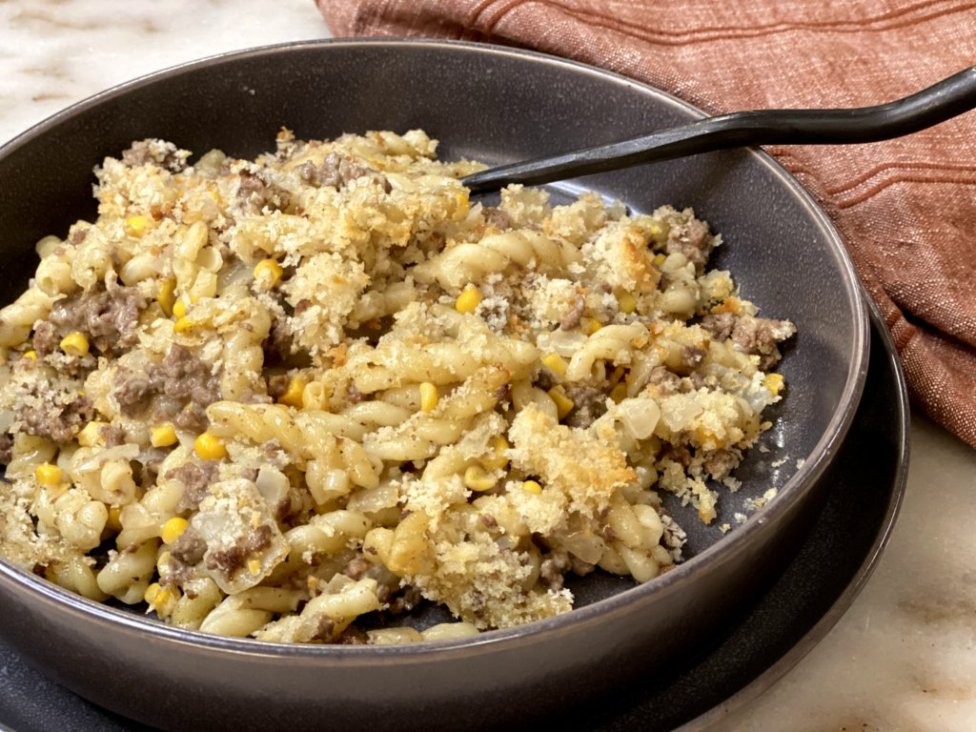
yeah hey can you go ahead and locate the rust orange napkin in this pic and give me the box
[318,0,976,448]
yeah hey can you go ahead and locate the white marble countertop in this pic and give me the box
[1,1,974,729]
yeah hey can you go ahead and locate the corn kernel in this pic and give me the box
[547,385,575,419]
[481,435,509,470]
[581,317,603,335]
[144,582,163,606]
[157,278,176,316]
[617,292,637,314]
[253,258,283,288]
[60,331,89,357]
[247,558,262,576]
[173,316,194,333]
[454,286,482,314]
[144,583,178,616]
[522,480,543,494]
[648,221,670,244]
[194,432,227,460]
[22,350,36,361]
[610,383,628,403]
[150,423,178,448]
[541,353,568,378]
[35,463,62,488]
[172,299,187,319]
[77,420,106,448]
[277,376,306,408]
[652,253,667,267]
[764,373,785,396]
[124,214,153,237]
[160,517,189,545]
[419,382,438,412]
[463,465,498,492]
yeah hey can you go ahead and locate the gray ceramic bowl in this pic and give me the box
[0,40,869,731]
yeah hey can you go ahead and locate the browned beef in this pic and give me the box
[167,460,219,513]
[18,390,94,444]
[169,527,207,566]
[0,433,13,464]
[483,206,512,230]
[114,345,220,432]
[204,524,273,575]
[665,217,713,271]
[299,153,390,193]
[121,140,187,173]
[564,384,608,428]
[45,283,146,357]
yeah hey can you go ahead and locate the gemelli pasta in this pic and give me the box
[0,129,794,643]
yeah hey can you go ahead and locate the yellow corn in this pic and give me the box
[547,385,575,419]
[253,258,283,288]
[463,465,498,492]
[652,253,667,267]
[481,435,509,470]
[610,383,628,403]
[150,423,178,448]
[581,317,603,335]
[172,299,187,319]
[124,214,153,237]
[173,316,194,333]
[194,432,227,460]
[22,350,37,361]
[60,331,89,357]
[454,286,482,314]
[277,376,306,408]
[522,480,543,494]
[648,221,670,244]
[419,382,438,412]
[160,517,189,545]
[77,420,106,448]
[35,463,62,488]
[617,292,637,314]
[144,582,179,616]
[247,558,262,576]
[157,278,176,316]
[764,373,785,396]
[541,353,568,378]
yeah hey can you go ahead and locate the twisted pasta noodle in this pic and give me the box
[0,288,54,347]
[253,576,381,643]
[206,403,381,506]
[4,433,56,480]
[46,552,107,602]
[348,325,537,394]
[34,248,78,296]
[348,280,417,326]
[363,365,511,462]
[564,323,650,381]
[412,229,581,290]
[96,539,159,604]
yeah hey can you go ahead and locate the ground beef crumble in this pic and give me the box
[39,281,146,357]
[167,460,220,513]
[114,344,220,432]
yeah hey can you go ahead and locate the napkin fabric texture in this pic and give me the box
[318,0,976,448]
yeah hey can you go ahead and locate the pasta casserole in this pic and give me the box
[0,130,794,643]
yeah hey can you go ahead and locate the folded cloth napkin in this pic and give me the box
[318,0,976,448]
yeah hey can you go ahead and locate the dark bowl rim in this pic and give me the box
[0,37,870,659]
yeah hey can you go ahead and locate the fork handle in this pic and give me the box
[461,66,976,193]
